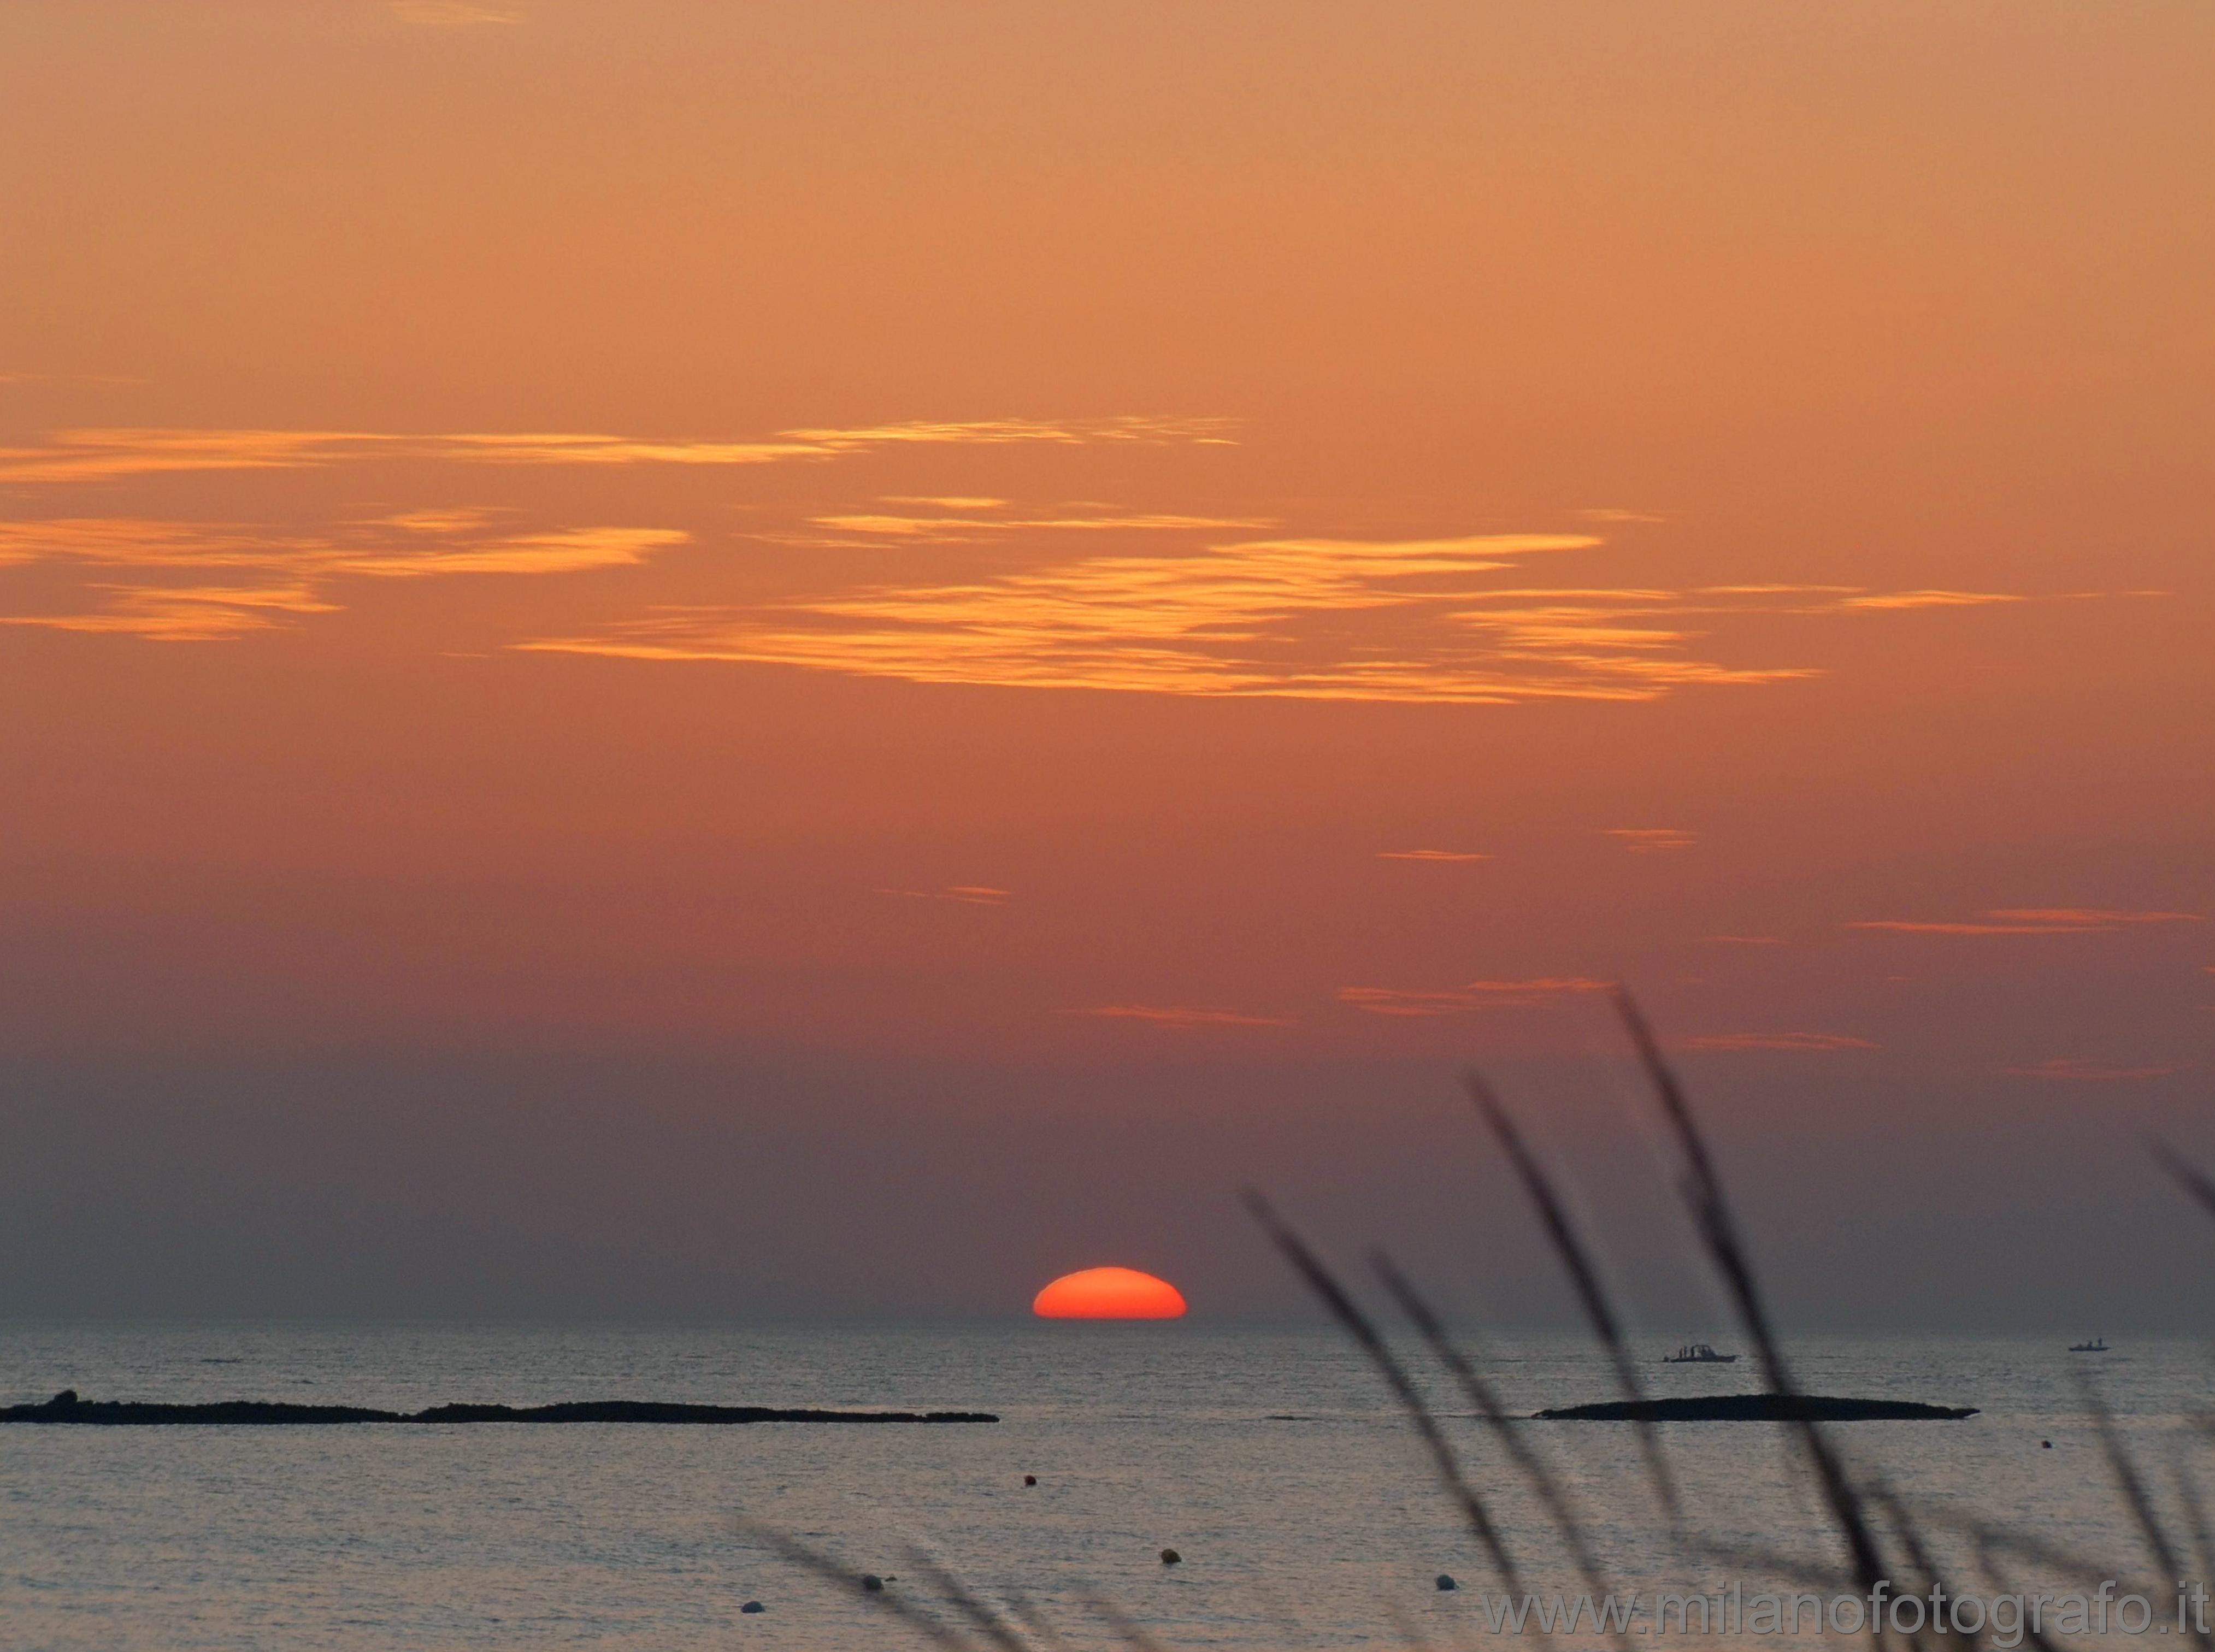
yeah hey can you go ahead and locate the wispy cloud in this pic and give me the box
[1073,1004,1294,1028]
[1699,583,1861,597]
[875,885,1010,906]
[2,581,337,642]
[2005,1058,2178,1081]
[1,429,391,485]
[1378,849,1493,863]
[1338,977,1610,1016]
[798,506,1269,546]
[784,416,1235,448]
[1986,908,2201,927]
[1607,828,1696,853]
[391,0,526,22]
[522,534,1899,705]
[0,515,680,577]
[0,416,1248,642]
[0,515,685,639]
[0,417,1233,487]
[1833,590,2026,611]
[1851,907,2201,937]
[1683,1031,1879,1053]
[1851,919,2105,936]
[4,420,2091,687]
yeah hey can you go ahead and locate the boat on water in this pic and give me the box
[1663,1343,1737,1364]
[2069,1337,2110,1353]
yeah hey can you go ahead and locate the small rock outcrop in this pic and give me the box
[1533,1394,1975,1422]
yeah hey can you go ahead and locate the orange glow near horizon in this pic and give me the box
[1033,1268,1189,1320]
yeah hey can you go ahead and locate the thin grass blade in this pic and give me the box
[1244,1189,1534,1610]
[1613,990,1893,1626]
[1466,1071,1681,1520]
[1373,1250,1630,1652]
[2152,1138,2215,1227]
[2076,1373,2183,1583]
[905,1551,1036,1652]
[737,1521,982,1650]
[1082,1594,1175,1652]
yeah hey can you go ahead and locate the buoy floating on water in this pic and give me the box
[1024,1474,1036,1486]
[861,1574,884,1593]
[741,1600,765,1614]
[1160,1548,1182,1566]
[1437,1574,1458,1591]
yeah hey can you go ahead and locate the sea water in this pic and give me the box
[0,1324,2201,1649]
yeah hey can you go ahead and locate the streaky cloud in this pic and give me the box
[0,516,685,639]
[520,532,1857,706]
[1985,907,2201,926]
[1851,920,2110,936]
[803,509,1268,544]
[0,416,1233,485]
[781,415,1236,447]
[1851,906,2200,937]
[2005,1058,2178,1081]
[1339,977,1610,1016]
[1073,1004,1294,1028]
[0,580,337,641]
[390,0,525,23]
[875,886,1010,906]
[1682,1032,1880,1053]
[1606,828,1696,852]
[1835,589,2026,611]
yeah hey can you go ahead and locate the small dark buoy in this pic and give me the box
[861,1574,884,1593]
[1437,1574,1458,1591]
[1160,1548,1181,1566]
[741,1600,765,1614]
[2042,1439,2053,1449]
[1024,1474,1037,1486]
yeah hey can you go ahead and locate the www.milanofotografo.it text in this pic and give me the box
[1474,1580,2214,1643]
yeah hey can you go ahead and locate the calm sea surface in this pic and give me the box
[1,1324,2205,1649]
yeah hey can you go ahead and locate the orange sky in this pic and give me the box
[1,2,2210,1323]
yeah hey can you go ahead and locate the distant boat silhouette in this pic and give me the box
[2068,1337,2110,1353]
[1662,1343,1737,1364]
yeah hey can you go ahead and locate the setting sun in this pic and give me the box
[1032,1267,1188,1320]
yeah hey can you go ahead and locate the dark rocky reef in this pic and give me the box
[406,1401,998,1425]
[1535,1394,1976,1422]
[2,1389,997,1426]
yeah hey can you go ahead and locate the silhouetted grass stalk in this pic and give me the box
[748,1000,2215,1652]
[1244,1188,1542,1624]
